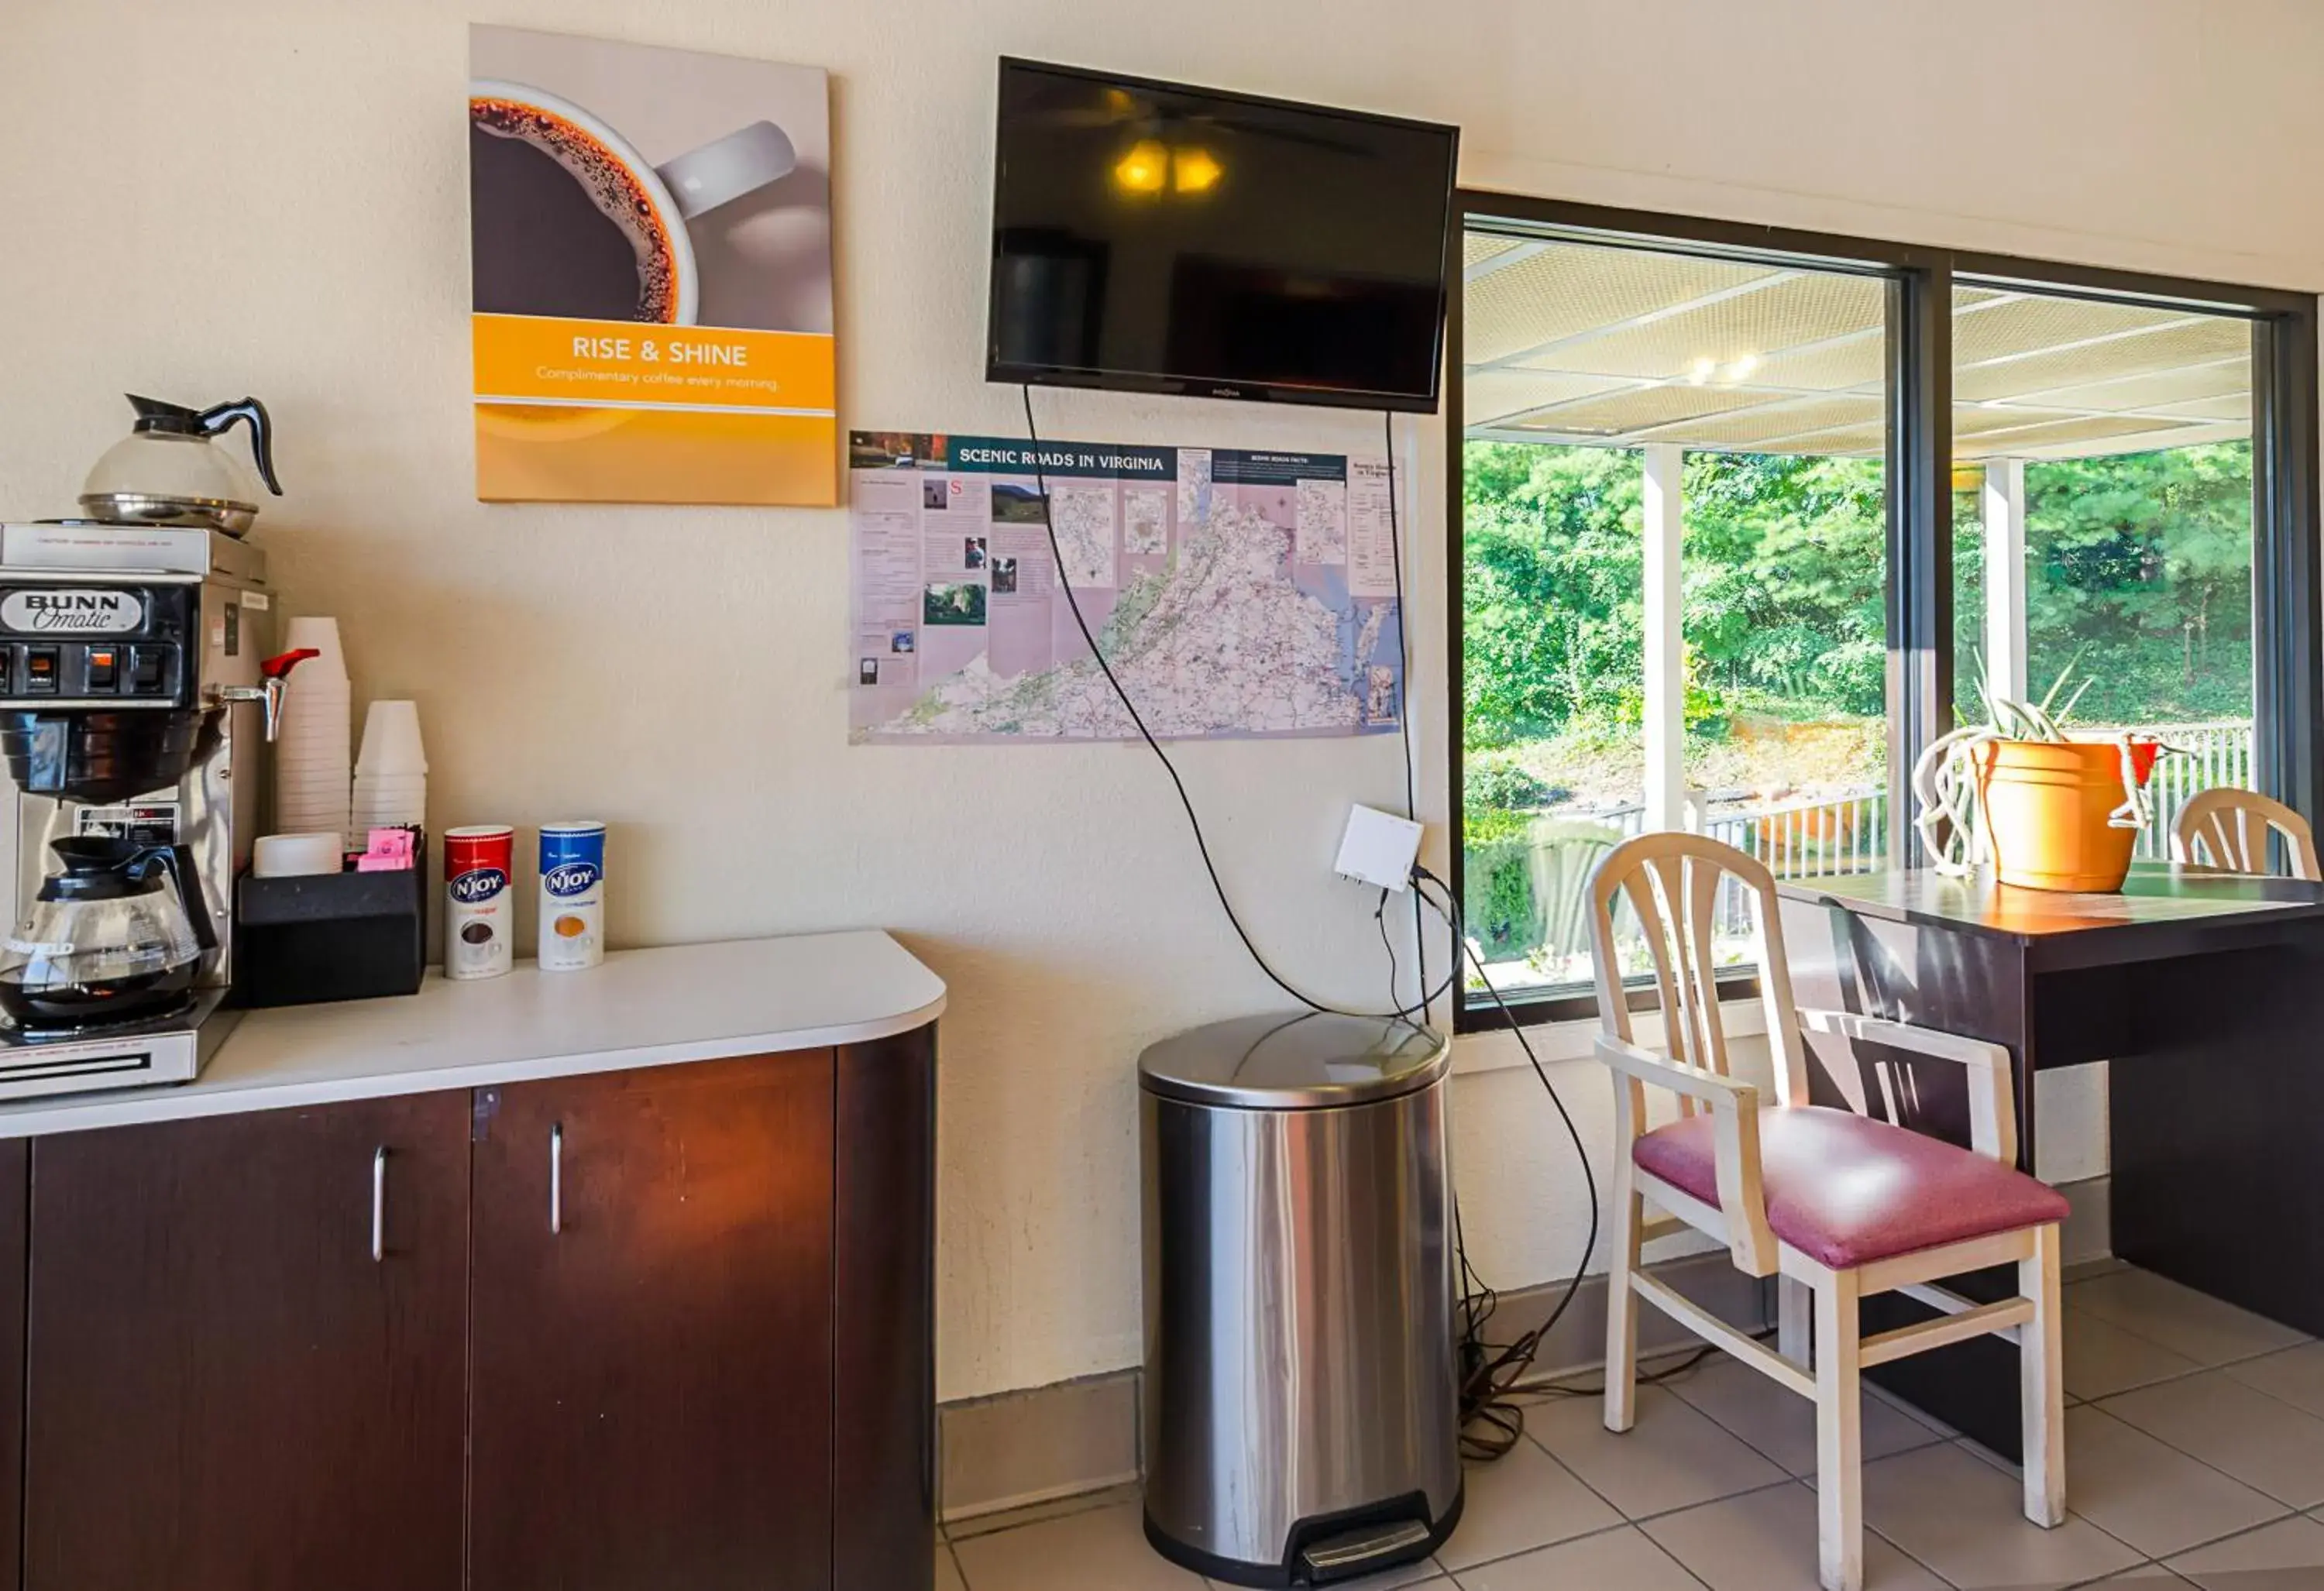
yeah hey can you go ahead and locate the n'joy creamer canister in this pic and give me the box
[538,821,606,971]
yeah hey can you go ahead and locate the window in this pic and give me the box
[1452,200,2320,1030]
[1951,283,2258,856]
[1458,228,1898,1008]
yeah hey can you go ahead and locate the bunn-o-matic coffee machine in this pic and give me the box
[0,395,293,1098]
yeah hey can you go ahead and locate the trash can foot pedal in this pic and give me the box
[1298,1520,1432,1582]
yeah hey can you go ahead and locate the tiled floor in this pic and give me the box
[942,1263,2324,1589]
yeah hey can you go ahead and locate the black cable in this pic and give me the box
[1375,889,1399,1015]
[1382,411,1425,1020]
[1415,867,1602,1461]
[1019,385,1444,1023]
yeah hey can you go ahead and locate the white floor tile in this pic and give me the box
[2068,1304,2208,1400]
[1525,1383,1788,1520]
[2226,1342,2324,1421]
[2102,1370,2324,1508]
[1860,1442,2142,1590]
[1643,1480,1945,1590]
[1669,1355,1945,1477]
[2060,1404,2291,1559]
[951,1500,1203,1591]
[1435,1435,1621,1572]
[2068,1270,2309,1367]
[2166,1514,2324,1590]
[1452,1524,1703,1591]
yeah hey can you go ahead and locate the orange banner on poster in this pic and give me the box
[472,314,836,414]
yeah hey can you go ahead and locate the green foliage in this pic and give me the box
[1462,443,1887,748]
[1463,439,2256,756]
[1462,444,1646,746]
[2023,444,2253,723]
[1459,816,1538,954]
[1463,754,1556,814]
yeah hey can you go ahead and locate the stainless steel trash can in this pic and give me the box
[1140,1012,1460,1587]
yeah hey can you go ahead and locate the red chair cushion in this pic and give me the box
[1631,1105,2071,1270]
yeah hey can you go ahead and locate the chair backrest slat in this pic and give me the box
[2172,787,2322,881]
[1588,832,1809,1109]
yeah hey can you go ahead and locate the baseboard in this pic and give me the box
[939,1368,1141,1523]
[2059,1173,2110,1266]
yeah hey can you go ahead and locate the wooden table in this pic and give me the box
[1777,862,2324,1459]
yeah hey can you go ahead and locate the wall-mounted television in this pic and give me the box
[986,59,1459,414]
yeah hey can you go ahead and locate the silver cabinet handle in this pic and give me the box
[371,1146,387,1263]
[550,1123,563,1235]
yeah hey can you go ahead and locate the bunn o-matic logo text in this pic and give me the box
[0,589,144,635]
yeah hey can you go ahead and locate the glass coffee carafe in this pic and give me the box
[0,837,206,1031]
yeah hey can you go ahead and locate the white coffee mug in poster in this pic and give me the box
[468,26,836,507]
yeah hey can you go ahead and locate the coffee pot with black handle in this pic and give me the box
[79,394,283,537]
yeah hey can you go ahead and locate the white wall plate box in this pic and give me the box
[1335,805,1423,892]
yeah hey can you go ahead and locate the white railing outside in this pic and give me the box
[1473,720,2258,981]
[2092,720,2256,861]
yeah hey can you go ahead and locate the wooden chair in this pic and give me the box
[1589,833,2068,1591]
[2171,786,2322,881]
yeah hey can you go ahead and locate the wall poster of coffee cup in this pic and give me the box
[469,26,835,506]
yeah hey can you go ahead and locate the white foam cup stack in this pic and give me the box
[351,699,427,833]
[273,617,352,848]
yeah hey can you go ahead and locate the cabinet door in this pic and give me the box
[0,1139,27,1591]
[469,1051,836,1591]
[24,1094,469,1591]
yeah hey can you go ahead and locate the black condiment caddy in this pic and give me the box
[233,830,427,1008]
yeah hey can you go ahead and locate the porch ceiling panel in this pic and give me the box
[1951,294,2187,366]
[1463,369,1642,428]
[1528,271,1886,384]
[2149,393,2254,423]
[1461,232,2257,459]
[1743,334,1887,397]
[2009,360,2250,415]
[1465,234,1525,270]
[1463,242,1778,365]
[1507,383,1772,437]
[1633,393,1886,448]
[1954,317,2254,403]
[1953,413,2204,456]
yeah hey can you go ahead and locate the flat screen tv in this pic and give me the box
[987,59,1459,414]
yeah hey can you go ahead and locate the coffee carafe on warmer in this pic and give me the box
[79,395,283,538]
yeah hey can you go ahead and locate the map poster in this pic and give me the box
[469,26,835,505]
[847,431,1405,744]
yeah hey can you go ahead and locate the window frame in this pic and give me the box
[1447,190,2321,1033]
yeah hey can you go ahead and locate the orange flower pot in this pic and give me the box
[1975,738,2144,893]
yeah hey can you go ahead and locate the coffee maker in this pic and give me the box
[0,529,275,1097]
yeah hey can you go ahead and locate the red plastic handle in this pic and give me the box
[260,647,321,682]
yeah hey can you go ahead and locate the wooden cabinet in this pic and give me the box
[467,1051,837,1591]
[22,1094,469,1591]
[0,1140,26,1591]
[0,1026,934,1591]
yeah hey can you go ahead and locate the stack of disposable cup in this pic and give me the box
[352,699,427,837]
[273,617,352,850]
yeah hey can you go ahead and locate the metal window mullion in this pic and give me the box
[2252,309,2323,826]
[1886,263,1955,867]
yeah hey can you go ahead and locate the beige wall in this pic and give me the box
[5,0,2319,1402]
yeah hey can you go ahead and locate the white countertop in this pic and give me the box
[0,931,946,1138]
